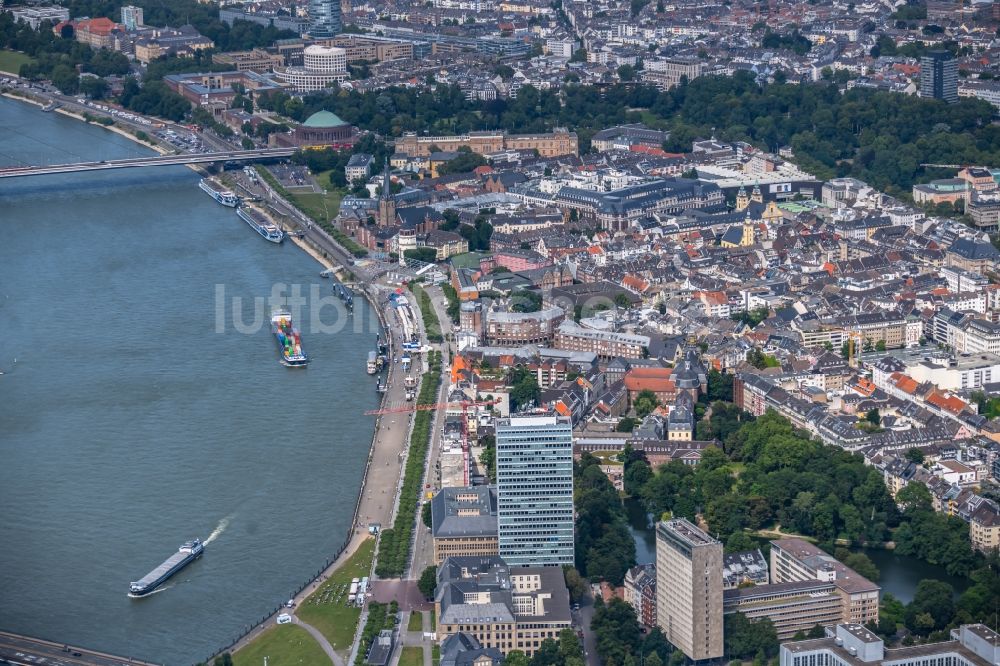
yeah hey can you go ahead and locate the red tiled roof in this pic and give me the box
[926,391,967,414]
[77,17,121,35]
[623,275,649,292]
[892,372,918,395]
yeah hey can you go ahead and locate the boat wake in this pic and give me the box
[204,514,234,545]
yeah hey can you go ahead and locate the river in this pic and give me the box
[623,499,968,605]
[0,96,381,664]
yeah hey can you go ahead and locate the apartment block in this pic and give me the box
[770,539,880,626]
[496,416,574,567]
[655,519,724,662]
[624,564,657,628]
[431,486,499,565]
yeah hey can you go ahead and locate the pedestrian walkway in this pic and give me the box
[295,617,344,666]
[396,611,434,666]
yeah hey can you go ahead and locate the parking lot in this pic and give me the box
[268,163,317,190]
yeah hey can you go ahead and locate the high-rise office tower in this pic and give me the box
[656,519,724,662]
[121,5,143,30]
[920,51,958,104]
[495,416,574,567]
[308,0,341,38]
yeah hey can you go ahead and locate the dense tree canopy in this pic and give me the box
[575,453,636,585]
[254,71,999,194]
[634,412,900,547]
[725,613,780,660]
[508,366,541,412]
[893,481,978,577]
[63,0,296,51]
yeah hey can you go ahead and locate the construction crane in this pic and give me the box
[365,398,498,486]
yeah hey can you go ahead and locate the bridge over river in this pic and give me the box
[0,148,297,179]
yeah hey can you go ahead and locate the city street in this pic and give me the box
[0,631,160,666]
[407,284,454,581]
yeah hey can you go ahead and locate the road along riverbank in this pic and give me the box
[219,185,423,665]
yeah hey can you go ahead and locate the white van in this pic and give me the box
[277,613,292,624]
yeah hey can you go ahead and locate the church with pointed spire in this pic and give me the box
[377,160,396,227]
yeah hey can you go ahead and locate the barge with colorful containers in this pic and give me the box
[272,310,308,367]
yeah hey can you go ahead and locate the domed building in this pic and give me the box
[271,110,357,149]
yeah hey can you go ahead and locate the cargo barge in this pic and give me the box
[199,178,239,207]
[129,539,204,598]
[237,206,285,243]
[272,310,308,366]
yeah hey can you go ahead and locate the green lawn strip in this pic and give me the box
[407,610,423,632]
[232,624,331,666]
[295,538,376,651]
[408,284,442,343]
[0,50,35,75]
[430,609,436,630]
[432,644,441,666]
[259,167,365,256]
[374,351,443,576]
[399,647,424,666]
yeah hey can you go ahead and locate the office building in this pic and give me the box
[219,8,310,34]
[554,321,650,361]
[8,5,69,29]
[430,486,499,564]
[212,49,285,73]
[485,308,565,348]
[395,129,579,158]
[495,416,574,567]
[781,624,1000,666]
[655,519,724,662]
[724,580,844,640]
[308,0,341,38]
[920,51,958,103]
[273,44,348,91]
[641,58,703,90]
[435,556,572,657]
[120,5,143,30]
[770,539,880,625]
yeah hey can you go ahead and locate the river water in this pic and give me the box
[0,97,381,664]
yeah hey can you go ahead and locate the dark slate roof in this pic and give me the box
[950,237,1000,261]
[720,225,746,245]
